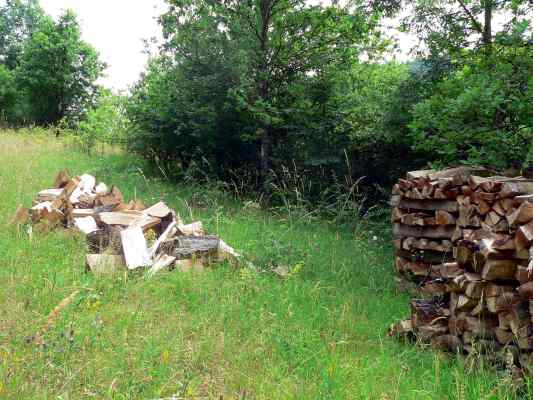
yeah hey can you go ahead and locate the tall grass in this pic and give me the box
[0,129,530,399]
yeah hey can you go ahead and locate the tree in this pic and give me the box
[157,0,384,187]
[0,0,45,69]
[403,0,532,57]
[15,10,105,125]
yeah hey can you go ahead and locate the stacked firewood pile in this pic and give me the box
[390,167,533,370]
[11,171,240,274]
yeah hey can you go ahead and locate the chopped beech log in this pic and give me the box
[456,295,477,311]
[495,328,514,345]
[401,213,427,226]
[86,254,126,274]
[176,258,205,272]
[177,221,204,237]
[148,254,177,275]
[516,266,532,284]
[391,208,404,222]
[99,211,144,226]
[477,199,491,215]
[431,334,462,352]
[474,191,499,204]
[500,181,533,198]
[393,239,402,250]
[465,281,486,299]
[411,299,445,327]
[38,188,65,202]
[508,203,533,227]
[74,217,99,234]
[388,319,414,338]
[518,282,533,299]
[72,209,96,218]
[482,259,518,281]
[217,239,241,264]
[53,170,70,188]
[518,336,533,351]
[398,199,458,213]
[403,260,430,276]
[440,262,463,278]
[452,227,463,243]
[407,169,436,180]
[144,201,172,218]
[393,224,455,239]
[435,210,457,226]
[10,204,29,225]
[487,293,518,313]
[418,324,449,341]
[395,249,454,264]
[422,280,449,295]
[392,184,402,195]
[390,195,400,207]
[120,227,152,269]
[398,179,413,190]
[458,205,481,228]
[130,214,162,231]
[174,235,220,260]
[516,221,533,251]
[95,182,109,196]
[427,167,491,182]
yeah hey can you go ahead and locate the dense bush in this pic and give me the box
[409,48,533,170]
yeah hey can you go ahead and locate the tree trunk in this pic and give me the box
[258,0,272,191]
[482,0,492,47]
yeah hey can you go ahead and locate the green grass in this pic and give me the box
[0,130,528,399]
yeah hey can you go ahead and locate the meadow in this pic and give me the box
[0,130,527,399]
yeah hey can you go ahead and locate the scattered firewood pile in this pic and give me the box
[390,166,533,372]
[11,171,241,274]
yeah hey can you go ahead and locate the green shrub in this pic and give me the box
[409,48,533,170]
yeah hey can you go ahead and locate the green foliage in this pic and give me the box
[409,48,533,170]
[128,0,389,186]
[0,0,45,69]
[77,90,130,153]
[0,64,16,123]
[15,10,104,125]
[0,2,104,126]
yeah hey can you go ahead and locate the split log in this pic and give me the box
[482,259,518,281]
[120,227,152,269]
[516,221,533,251]
[86,254,126,274]
[398,199,458,213]
[174,235,220,260]
[435,210,457,226]
[507,203,533,227]
[393,224,455,240]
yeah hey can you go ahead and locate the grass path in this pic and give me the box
[0,131,522,399]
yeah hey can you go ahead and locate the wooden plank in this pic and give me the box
[392,224,455,239]
[144,201,172,218]
[99,211,144,226]
[120,227,152,269]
